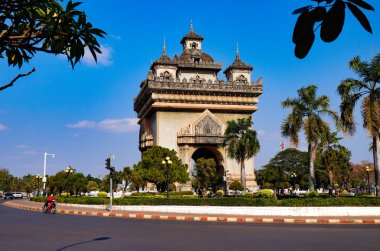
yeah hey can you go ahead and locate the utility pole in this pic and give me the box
[43,152,55,196]
[105,154,115,211]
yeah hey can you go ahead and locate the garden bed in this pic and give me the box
[30,196,380,207]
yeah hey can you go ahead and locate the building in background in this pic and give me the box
[134,23,263,190]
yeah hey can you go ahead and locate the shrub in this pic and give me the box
[61,192,69,197]
[229,181,244,191]
[262,182,274,189]
[165,191,194,196]
[245,192,254,198]
[131,192,156,197]
[168,183,176,192]
[98,191,107,198]
[29,196,380,206]
[305,191,319,198]
[258,189,274,198]
[215,190,224,198]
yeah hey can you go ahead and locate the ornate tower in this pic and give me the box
[134,24,263,190]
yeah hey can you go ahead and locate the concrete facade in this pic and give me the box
[134,23,263,190]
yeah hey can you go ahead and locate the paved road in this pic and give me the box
[1,200,380,251]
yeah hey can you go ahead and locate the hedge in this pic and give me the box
[31,196,380,207]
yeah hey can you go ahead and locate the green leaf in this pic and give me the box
[320,0,346,43]
[346,2,372,33]
[348,0,374,11]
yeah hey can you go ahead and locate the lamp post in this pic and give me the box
[366,166,372,195]
[43,152,55,196]
[290,172,297,189]
[65,166,74,195]
[223,170,229,195]
[36,174,42,196]
[162,156,172,199]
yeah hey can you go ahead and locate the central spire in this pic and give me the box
[190,19,194,33]
[163,37,166,56]
[236,43,240,60]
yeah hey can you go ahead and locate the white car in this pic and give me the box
[12,192,23,199]
[87,191,99,197]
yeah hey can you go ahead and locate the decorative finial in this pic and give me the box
[190,19,194,33]
[163,37,166,56]
[236,42,240,60]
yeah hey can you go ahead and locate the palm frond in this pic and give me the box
[361,96,380,137]
[349,56,370,80]
[368,54,380,84]
[339,92,362,136]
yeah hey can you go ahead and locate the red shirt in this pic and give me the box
[47,195,55,201]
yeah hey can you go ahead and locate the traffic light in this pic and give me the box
[110,166,115,174]
[105,158,111,170]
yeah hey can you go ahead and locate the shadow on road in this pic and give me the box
[56,237,111,251]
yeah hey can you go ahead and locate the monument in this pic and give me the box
[134,23,263,190]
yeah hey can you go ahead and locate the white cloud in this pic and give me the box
[82,44,113,67]
[257,130,266,136]
[110,34,122,41]
[67,120,96,129]
[98,118,139,133]
[22,150,38,156]
[67,118,139,133]
[0,123,8,131]
[15,144,28,149]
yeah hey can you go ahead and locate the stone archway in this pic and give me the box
[190,147,224,177]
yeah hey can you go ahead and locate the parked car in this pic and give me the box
[12,192,23,199]
[3,192,15,200]
[87,191,99,197]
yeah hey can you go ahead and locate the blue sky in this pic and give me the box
[1,0,380,177]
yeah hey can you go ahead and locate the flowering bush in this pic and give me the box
[98,191,107,198]
[305,191,319,198]
[258,189,274,198]
[245,192,254,198]
[215,190,224,198]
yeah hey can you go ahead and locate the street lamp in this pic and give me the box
[290,172,297,189]
[65,166,74,195]
[366,166,372,195]
[43,152,55,196]
[223,170,229,195]
[162,156,172,199]
[36,174,42,196]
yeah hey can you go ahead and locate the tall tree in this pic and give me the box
[1,0,106,92]
[337,54,380,196]
[137,146,189,192]
[281,85,339,190]
[192,158,222,196]
[257,148,308,189]
[222,116,260,188]
[0,168,13,191]
[316,132,352,188]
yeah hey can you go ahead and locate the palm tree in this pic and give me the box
[318,132,351,189]
[337,54,380,196]
[222,116,260,188]
[281,85,339,191]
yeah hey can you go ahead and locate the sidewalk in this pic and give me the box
[4,199,380,224]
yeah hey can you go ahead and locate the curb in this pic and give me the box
[4,202,380,224]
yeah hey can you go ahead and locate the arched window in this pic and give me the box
[191,42,198,49]
[237,75,247,83]
[160,71,173,81]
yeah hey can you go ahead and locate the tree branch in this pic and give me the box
[0,68,36,92]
